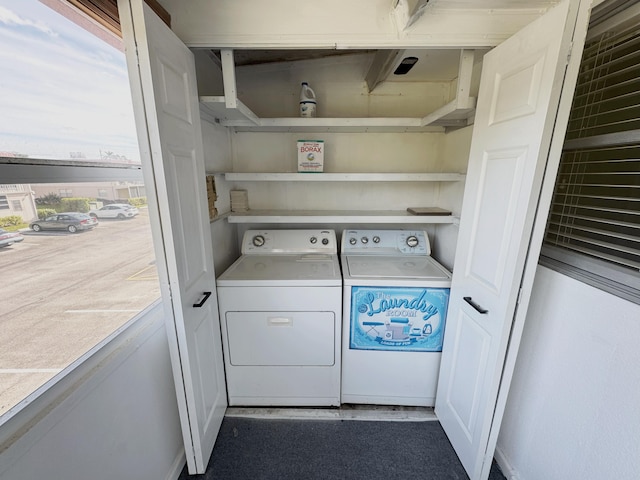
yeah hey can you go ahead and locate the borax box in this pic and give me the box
[297,140,324,173]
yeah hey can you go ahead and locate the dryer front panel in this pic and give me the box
[225,311,335,366]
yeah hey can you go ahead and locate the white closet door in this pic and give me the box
[118,0,227,473]
[436,1,588,479]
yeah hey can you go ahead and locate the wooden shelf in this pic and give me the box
[223,172,466,182]
[199,96,475,133]
[226,210,459,225]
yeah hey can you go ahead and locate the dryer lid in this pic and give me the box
[217,254,342,286]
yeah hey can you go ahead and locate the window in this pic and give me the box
[540,1,640,304]
[0,1,160,418]
[11,200,22,211]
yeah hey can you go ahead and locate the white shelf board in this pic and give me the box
[209,211,231,224]
[232,117,444,133]
[226,210,458,224]
[224,172,465,182]
[199,96,452,133]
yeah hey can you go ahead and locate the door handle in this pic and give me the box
[463,296,488,314]
[193,291,212,308]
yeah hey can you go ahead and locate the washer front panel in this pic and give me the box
[349,285,449,352]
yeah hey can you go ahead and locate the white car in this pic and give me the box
[89,203,139,220]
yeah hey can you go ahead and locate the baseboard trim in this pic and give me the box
[494,446,521,480]
[166,447,185,480]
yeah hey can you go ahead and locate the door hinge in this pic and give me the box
[516,287,523,306]
[566,41,574,64]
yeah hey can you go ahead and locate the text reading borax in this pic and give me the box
[297,140,324,173]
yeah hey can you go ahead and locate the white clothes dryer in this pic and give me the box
[217,229,342,406]
[340,229,452,407]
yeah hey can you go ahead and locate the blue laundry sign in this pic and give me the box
[350,286,449,352]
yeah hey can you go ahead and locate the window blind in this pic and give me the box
[542,6,640,301]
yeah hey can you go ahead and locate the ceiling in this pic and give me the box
[216,47,487,84]
[170,0,561,84]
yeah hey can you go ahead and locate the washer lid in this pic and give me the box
[344,255,451,281]
[217,254,342,286]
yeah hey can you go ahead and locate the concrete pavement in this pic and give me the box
[0,209,160,416]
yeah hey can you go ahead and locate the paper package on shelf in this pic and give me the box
[297,140,324,173]
[230,189,249,212]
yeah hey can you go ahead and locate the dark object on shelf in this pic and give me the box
[407,207,452,216]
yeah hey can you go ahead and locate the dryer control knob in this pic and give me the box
[373,236,380,244]
[349,237,357,245]
[252,235,265,247]
[310,236,318,244]
[322,238,329,245]
[361,237,369,244]
[406,235,419,248]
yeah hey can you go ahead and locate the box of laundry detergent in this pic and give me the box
[297,140,324,173]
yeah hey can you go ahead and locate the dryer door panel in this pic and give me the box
[226,311,335,366]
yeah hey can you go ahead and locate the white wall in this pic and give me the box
[235,53,453,118]
[432,124,472,270]
[0,305,185,480]
[200,117,239,275]
[497,266,640,480]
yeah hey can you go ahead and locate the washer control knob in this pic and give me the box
[310,236,318,244]
[322,238,329,245]
[373,236,381,244]
[361,237,369,244]
[252,235,265,247]
[406,235,419,248]
[349,237,357,245]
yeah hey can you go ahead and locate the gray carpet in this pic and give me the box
[179,417,506,479]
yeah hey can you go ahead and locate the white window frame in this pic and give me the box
[0,0,164,435]
[540,0,640,305]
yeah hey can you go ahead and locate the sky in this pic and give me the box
[0,0,140,163]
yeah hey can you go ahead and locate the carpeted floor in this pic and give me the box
[179,417,506,479]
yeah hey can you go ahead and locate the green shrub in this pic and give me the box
[37,208,57,219]
[0,215,23,227]
[129,197,147,207]
[35,193,62,205]
[60,197,91,213]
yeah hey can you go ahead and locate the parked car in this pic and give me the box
[30,213,98,233]
[89,203,139,220]
[0,228,24,247]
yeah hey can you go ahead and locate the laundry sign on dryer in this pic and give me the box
[350,286,449,352]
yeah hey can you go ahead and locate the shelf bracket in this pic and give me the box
[419,49,477,128]
[365,49,403,93]
[456,49,475,109]
[220,49,238,110]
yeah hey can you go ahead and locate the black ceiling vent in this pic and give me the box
[393,56,419,75]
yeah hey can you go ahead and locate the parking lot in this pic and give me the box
[0,208,160,416]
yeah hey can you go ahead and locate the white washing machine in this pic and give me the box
[341,229,452,407]
[217,229,342,406]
